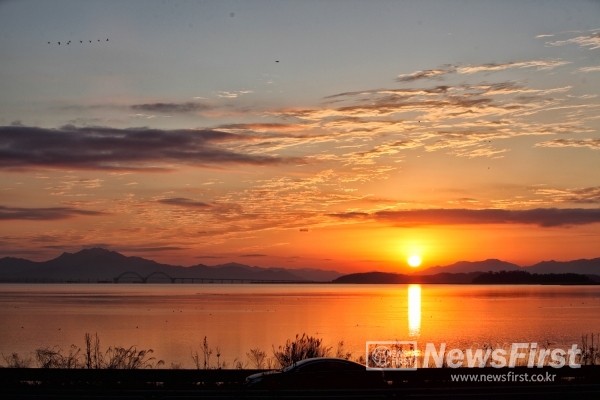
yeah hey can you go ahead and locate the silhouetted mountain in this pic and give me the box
[0,257,38,275]
[526,258,600,275]
[0,248,339,282]
[417,259,522,275]
[416,257,600,276]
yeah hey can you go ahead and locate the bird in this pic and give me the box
[80,41,82,43]
[47,42,50,44]
[97,39,100,42]
[106,38,109,41]
[89,40,92,43]
[58,42,60,45]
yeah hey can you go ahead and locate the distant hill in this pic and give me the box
[0,248,342,282]
[0,257,38,275]
[332,271,481,284]
[416,259,522,275]
[526,258,600,275]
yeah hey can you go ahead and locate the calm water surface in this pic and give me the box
[1,284,599,367]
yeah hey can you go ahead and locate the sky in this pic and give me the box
[1,0,600,273]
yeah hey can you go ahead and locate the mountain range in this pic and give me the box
[416,258,600,275]
[0,248,342,282]
[333,258,600,284]
[1,249,600,283]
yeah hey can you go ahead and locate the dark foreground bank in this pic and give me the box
[1,366,600,399]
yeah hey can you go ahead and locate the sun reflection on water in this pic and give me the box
[408,284,421,337]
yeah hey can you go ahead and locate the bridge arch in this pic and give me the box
[114,271,145,283]
[144,271,175,283]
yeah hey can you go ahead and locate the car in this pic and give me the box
[245,357,387,389]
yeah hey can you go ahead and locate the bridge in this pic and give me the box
[113,271,312,284]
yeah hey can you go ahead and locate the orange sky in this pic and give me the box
[1,2,600,273]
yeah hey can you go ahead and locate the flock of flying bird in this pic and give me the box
[48,39,109,45]
[45,39,287,64]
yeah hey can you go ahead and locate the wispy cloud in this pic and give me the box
[0,205,106,220]
[112,246,189,252]
[130,102,211,114]
[195,255,226,259]
[548,32,600,50]
[396,68,450,82]
[456,60,570,74]
[157,198,212,208]
[329,208,600,227]
[212,90,253,98]
[535,138,600,150]
[537,187,600,204]
[272,73,583,159]
[577,66,600,73]
[395,60,569,83]
[217,123,310,132]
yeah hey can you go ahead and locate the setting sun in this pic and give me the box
[408,255,422,267]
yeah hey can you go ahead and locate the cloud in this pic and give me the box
[114,246,188,252]
[548,32,600,50]
[217,123,309,132]
[395,60,569,83]
[348,140,422,163]
[271,68,589,160]
[328,208,600,227]
[535,138,600,150]
[195,255,226,259]
[537,187,600,204]
[212,90,253,98]
[130,102,211,114]
[578,66,600,73]
[239,253,267,257]
[157,198,212,208]
[396,68,451,82]
[0,205,106,220]
[325,86,453,99]
[0,125,301,171]
[457,60,570,74]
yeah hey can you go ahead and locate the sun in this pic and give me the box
[408,255,422,267]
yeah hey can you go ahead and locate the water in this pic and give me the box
[1,284,599,368]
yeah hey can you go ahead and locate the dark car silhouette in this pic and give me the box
[245,357,387,389]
